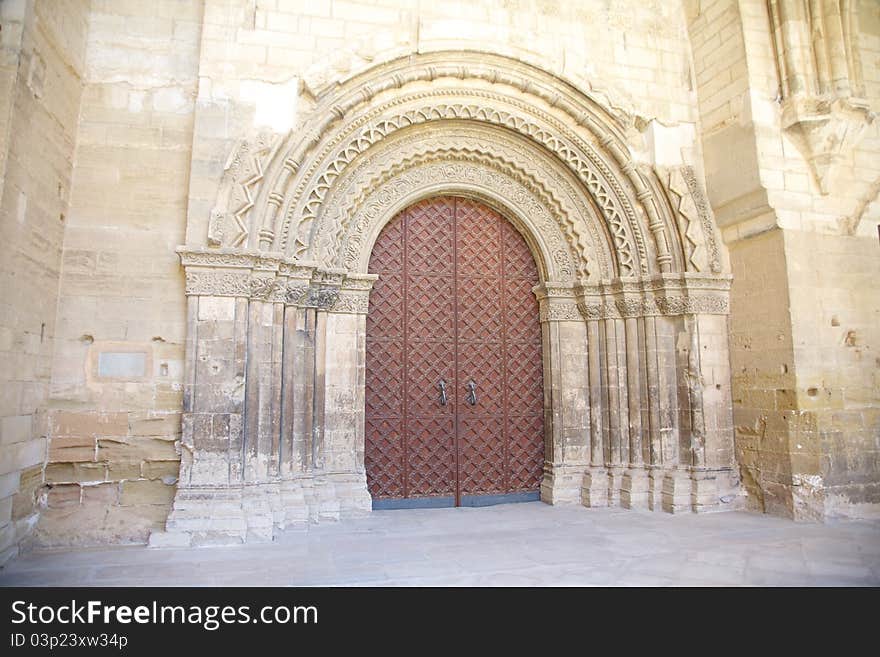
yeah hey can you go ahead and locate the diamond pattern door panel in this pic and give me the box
[365,196,544,506]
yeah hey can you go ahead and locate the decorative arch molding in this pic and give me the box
[153,52,737,548]
[205,51,725,281]
[313,122,612,281]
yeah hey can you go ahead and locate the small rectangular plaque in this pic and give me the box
[97,352,147,378]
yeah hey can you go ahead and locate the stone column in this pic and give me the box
[319,274,376,519]
[655,313,690,513]
[689,310,738,512]
[621,309,649,509]
[152,252,256,547]
[581,317,608,506]
[578,275,733,514]
[151,252,380,546]
[535,283,588,504]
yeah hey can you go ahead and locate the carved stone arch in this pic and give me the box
[159,51,737,548]
[342,167,561,282]
[276,87,652,277]
[205,52,718,281]
[305,122,616,282]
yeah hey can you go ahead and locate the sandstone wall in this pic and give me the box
[36,0,711,546]
[0,0,90,565]
[36,0,202,546]
[689,0,880,519]
[8,0,877,552]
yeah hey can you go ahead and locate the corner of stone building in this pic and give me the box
[689,0,880,522]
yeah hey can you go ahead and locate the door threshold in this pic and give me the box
[372,491,540,510]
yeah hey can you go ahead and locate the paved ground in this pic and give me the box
[1,503,879,586]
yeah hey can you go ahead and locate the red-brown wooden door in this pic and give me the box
[365,196,544,508]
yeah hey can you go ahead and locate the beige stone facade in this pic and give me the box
[0,0,877,563]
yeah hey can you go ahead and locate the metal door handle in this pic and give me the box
[465,380,477,406]
[437,379,448,406]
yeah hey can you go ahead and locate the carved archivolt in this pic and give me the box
[662,166,723,274]
[280,93,647,276]
[192,51,730,313]
[312,124,612,281]
[202,52,730,285]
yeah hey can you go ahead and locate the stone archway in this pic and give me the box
[151,52,737,548]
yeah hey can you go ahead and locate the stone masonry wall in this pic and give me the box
[36,0,202,546]
[688,0,880,520]
[36,0,710,547]
[0,0,90,565]
[11,0,877,551]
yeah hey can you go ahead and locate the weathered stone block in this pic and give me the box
[48,436,96,463]
[142,460,180,480]
[0,472,20,500]
[52,411,128,438]
[120,479,176,506]
[0,439,47,475]
[45,462,107,483]
[82,482,119,505]
[128,413,181,437]
[47,484,81,508]
[0,415,31,444]
[106,461,142,480]
[97,436,178,463]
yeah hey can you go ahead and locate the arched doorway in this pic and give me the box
[364,196,545,508]
[157,52,736,547]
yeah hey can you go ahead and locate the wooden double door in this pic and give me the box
[365,196,545,508]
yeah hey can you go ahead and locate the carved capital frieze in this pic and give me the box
[184,269,251,297]
[330,291,371,314]
[303,286,341,309]
[284,282,309,305]
[179,248,371,306]
[341,273,378,292]
[539,301,582,323]
[575,274,730,319]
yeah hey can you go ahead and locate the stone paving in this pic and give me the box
[1,503,878,586]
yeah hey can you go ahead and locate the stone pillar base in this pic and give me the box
[662,469,693,513]
[606,465,626,507]
[540,463,586,504]
[148,472,372,548]
[691,467,723,513]
[648,467,664,511]
[278,479,309,528]
[581,467,609,507]
[620,467,650,509]
[305,476,340,522]
[330,472,373,519]
[150,487,247,548]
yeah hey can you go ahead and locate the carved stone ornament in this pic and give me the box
[281,95,646,279]
[539,302,583,322]
[197,52,733,288]
[331,292,370,314]
[766,0,874,194]
[662,166,723,274]
[338,156,578,281]
[184,270,251,297]
[577,294,728,319]
[317,127,611,281]
[304,286,340,309]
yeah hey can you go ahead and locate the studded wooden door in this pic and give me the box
[365,196,544,508]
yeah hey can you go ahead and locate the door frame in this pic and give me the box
[350,178,591,509]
